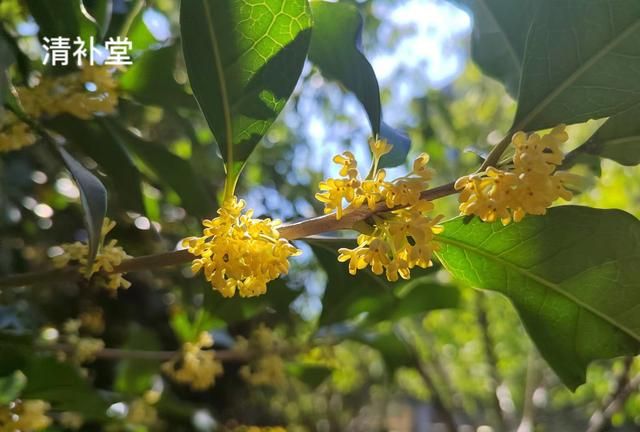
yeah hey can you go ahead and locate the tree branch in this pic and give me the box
[587,358,637,432]
[0,182,458,289]
[43,343,249,362]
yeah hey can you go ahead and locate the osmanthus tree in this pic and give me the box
[1,0,640,430]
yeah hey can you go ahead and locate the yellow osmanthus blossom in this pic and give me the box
[60,318,105,364]
[52,218,131,293]
[229,427,288,432]
[0,400,51,432]
[127,391,160,427]
[455,125,579,224]
[162,332,223,391]
[16,65,118,120]
[58,412,84,430]
[183,197,300,298]
[0,111,37,153]
[235,324,287,388]
[317,138,443,281]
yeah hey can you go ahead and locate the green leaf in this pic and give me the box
[46,116,145,213]
[0,31,14,108]
[119,45,196,108]
[286,363,332,388]
[514,0,640,131]
[57,145,107,268]
[0,372,26,404]
[26,0,98,41]
[180,0,312,172]
[351,330,413,372]
[308,2,409,167]
[85,0,113,40]
[435,206,640,390]
[309,241,458,326]
[309,1,380,134]
[104,123,216,218]
[0,333,32,377]
[578,104,640,166]
[115,326,162,395]
[22,356,107,419]
[452,0,536,97]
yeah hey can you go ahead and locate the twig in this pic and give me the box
[517,351,542,432]
[587,358,637,432]
[0,182,459,289]
[475,294,509,431]
[42,343,249,362]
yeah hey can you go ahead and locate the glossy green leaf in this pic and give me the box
[309,1,409,167]
[514,0,640,131]
[451,0,536,97]
[26,0,98,41]
[22,356,107,419]
[47,116,145,213]
[435,206,640,390]
[105,123,216,218]
[351,330,413,372]
[310,241,458,326]
[119,45,196,108]
[180,0,312,174]
[578,104,640,166]
[57,145,107,268]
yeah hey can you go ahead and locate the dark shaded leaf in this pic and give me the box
[57,145,107,267]
[26,0,98,42]
[436,206,640,390]
[47,116,145,213]
[514,0,640,131]
[22,356,107,419]
[180,0,312,175]
[579,104,640,166]
[286,363,332,389]
[452,0,536,97]
[119,45,195,108]
[104,123,216,218]
[309,241,457,326]
[309,1,380,134]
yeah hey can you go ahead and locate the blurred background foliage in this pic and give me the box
[1,0,640,431]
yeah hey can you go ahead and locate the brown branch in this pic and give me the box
[43,343,249,362]
[587,358,638,432]
[0,182,459,289]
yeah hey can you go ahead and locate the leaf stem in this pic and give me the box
[480,132,514,171]
[118,0,145,38]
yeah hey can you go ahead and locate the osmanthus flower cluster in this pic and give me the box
[161,331,223,391]
[52,218,131,293]
[182,197,301,298]
[455,125,578,224]
[235,324,287,388]
[316,138,443,281]
[17,66,118,120]
[0,399,51,431]
[0,66,117,153]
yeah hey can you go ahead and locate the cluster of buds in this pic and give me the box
[161,332,223,391]
[317,138,443,281]
[183,197,300,297]
[455,125,578,224]
[52,218,131,293]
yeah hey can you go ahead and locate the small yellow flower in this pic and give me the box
[456,125,577,224]
[52,218,131,293]
[59,412,84,430]
[0,400,51,431]
[0,111,37,153]
[369,136,392,160]
[318,139,443,281]
[16,65,118,121]
[184,197,301,297]
[162,332,223,391]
